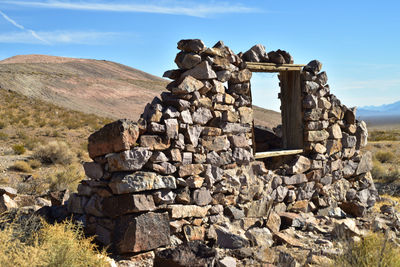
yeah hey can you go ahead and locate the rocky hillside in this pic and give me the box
[0,55,281,128]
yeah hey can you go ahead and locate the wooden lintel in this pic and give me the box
[245,62,305,73]
[255,149,303,159]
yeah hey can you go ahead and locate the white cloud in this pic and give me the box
[0,9,49,43]
[2,0,258,17]
[0,30,121,44]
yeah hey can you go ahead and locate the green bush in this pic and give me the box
[0,212,109,267]
[334,232,400,267]
[12,144,26,155]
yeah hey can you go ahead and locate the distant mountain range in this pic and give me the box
[358,101,400,117]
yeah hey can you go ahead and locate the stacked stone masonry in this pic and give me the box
[67,39,376,255]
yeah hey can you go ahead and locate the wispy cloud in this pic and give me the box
[1,1,258,17]
[0,30,121,45]
[0,9,49,44]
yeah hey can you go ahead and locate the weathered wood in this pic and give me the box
[279,71,303,149]
[255,149,303,159]
[246,62,305,73]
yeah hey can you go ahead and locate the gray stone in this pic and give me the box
[84,195,104,217]
[328,124,343,139]
[140,135,171,150]
[192,107,213,125]
[180,109,193,124]
[232,148,253,164]
[83,162,103,180]
[288,156,311,174]
[245,228,273,247]
[153,189,176,205]
[182,61,217,80]
[192,188,213,206]
[303,94,317,108]
[215,226,249,249]
[274,186,288,202]
[148,122,166,133]
[303,81,320,93]
[224,206,245,220]
[284,174,307,185]
[109,172,176,194]
[151,162,177,175]
[342,132,357,148]
[242,44,268,62]
[216,70,232,82]
[163,106,180,119]
[304,60,322,74]
[165,118,179,139]
[150,151,168,163]
[356,152,372,175]
[218,256,237,267]
[0,194,18,213]
[114,212,170,254]
[305,130,329,142]
[186,125,203,147]
[356,121,368,149]
[202,136,231,152]
[169,204,210,218]
[175,52,202,69]
[0,186,17,198]
[316,71,328,85]
[177,39,205,53]
[106,147,152,172]
[221,122,251,134]
[229,69,252,83]
[171,75,203,95]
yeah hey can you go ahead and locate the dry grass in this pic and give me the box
[0,211,109,267]
[0,89,111,190]
[334,232,400,267]
[11,161,32,173]
[373,194,400,213]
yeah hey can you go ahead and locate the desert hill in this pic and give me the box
[0,54,281,128]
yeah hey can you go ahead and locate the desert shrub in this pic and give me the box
[375,151,395,163]
[371,160,386,180]
[34,141,75,165]
[11,161,32,173]
[334,232,400,267]
[17,175,48,195]
[47,163,85,192]
[28,159,41,169]
[12,144,26,155]
[0,132,8,141]
[0,212,109,267]
[0,121,6,129]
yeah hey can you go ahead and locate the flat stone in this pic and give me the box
[224,206,245,220]
[186,125,203,147]
[305,130,329,142]
[284,174,307,185]
[232,148,253,165]
[0,186,17,198]
[186,176,204,188]
[169,204,210,218]
[148,122,165,133]
[67,193,88,214]
[267,211,281,233]
[326,139,342,155]
[238,107,253,124]
[170,148,182,162]
[151,162,177,175]
[88,119,139,159]
[221,123,251,134]
[153,189,176,204]
[171,75,203,94]
[215,226,249,249]
[218,256,237,267]
[202,135,230,152]
[0,194,18,213]
[106,147,152,172]
[328,124,342,139]
[109,171,176,194]
[175,52,202,70]
[245,228,273,247]
[273,232,302,247]
[83,162,103,180]
[140,135,171,150]
[150,151,169,163]
[183,225,205,242]
[288,156,311,174]
[288,200,309,213]
[179,164,205,177]
[229,69,252,83]
[102,194,156,218]
[192,107,213,125]
[182,61,217,80]
[342,132,357,148]
[84,195,104,217]
[356,152,372,175]
[192,188,213,206]
[180,109,193,124]
[165,119,179,139]
[114,212,170,254]
[177,39,205,53]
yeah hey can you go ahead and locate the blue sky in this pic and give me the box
[0,0,399,111]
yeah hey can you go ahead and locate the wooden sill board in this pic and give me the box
[255,149,303,159]
[245,62,305,72]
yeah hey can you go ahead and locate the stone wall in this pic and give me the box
[67,39,376,255]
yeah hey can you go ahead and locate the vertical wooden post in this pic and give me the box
[279,71,303,149]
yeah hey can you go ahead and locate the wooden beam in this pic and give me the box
[245,62,305,73]
[255,149,303,159]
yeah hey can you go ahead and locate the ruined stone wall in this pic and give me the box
[67,39,376,255]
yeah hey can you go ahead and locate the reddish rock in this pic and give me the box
[102,194,156,218]
[114,212,170,254]
[88,119,139,159]
[140,135,171,150]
